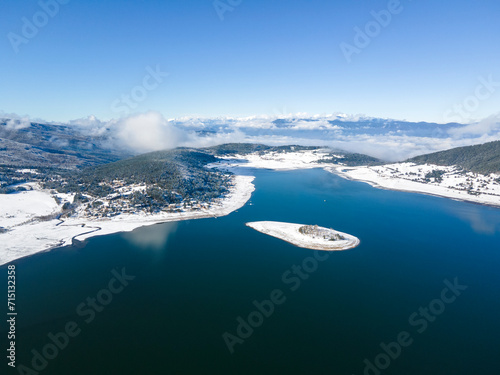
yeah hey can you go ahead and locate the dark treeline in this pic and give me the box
[205,143,319,156]
[408,140,500,175]
[318,153,382,166]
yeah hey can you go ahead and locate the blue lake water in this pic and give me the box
[3,168,500,374]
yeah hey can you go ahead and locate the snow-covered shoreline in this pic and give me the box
[328,164,500,208]
[246,221,360,251]
[0,175,255,266]
[213,150,500,208]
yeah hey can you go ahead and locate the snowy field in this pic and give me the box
[211,150,330,171]
[246,221,360,251]
[329,163,500,207]
[0,184,60,227]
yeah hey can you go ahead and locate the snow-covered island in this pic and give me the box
[246,221,360,251]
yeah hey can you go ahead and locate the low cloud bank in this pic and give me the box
[448,114,500,138]
[2,112,500,161]
[169,113,500,161]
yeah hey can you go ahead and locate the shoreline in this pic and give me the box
[214,151,500,209]
[328,166,500,208]
[0,175,255,266]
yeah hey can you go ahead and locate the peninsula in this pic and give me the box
[246,221,360,251]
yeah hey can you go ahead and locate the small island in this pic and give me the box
[246,221,360,251]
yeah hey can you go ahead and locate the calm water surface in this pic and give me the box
[2,168,500,375]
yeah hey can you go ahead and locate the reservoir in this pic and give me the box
[4,168,500,375]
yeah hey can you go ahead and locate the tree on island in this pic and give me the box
[298,225,345,241]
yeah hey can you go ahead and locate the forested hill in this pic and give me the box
[44,148,231,204]
[0,120,129,168]
[408,140,500,175]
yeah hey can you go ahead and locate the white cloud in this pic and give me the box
[115,112,187,153]
[5,117,30,130]
[448,113,500,137]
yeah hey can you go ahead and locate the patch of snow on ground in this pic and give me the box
[213,150,330,170]
[0,188,61,227]
[329,163,500,207]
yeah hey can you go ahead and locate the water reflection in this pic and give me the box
[449,203,500,235]
[121,222,178,249]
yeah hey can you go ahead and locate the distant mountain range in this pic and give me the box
[3,115,499,167]
[172,115,464,139]
[1,119,499,188]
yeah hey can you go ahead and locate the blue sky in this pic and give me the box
[1,0,499,123]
